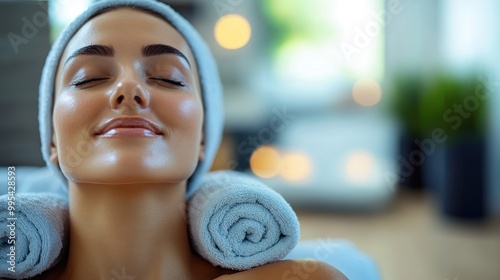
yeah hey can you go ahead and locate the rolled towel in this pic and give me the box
[188,170,300,270]
[0,193,68,279]
[0,170,300,277]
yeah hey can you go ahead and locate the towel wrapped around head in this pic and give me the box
[188,170,300,270]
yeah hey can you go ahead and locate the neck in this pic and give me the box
[61,181,204,279]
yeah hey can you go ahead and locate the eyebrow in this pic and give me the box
[65,44,190,67]
[142,44,190,67]
[65,45,114,64]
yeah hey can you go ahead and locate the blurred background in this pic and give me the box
[1,0,499,279]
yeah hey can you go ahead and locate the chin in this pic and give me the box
[60,153,198,185]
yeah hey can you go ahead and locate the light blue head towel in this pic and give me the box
[39,0,223,199]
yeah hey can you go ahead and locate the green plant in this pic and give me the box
[390,73,425,136]
[418,72,488,142]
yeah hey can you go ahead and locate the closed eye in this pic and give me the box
[149,77,186,87]
[71,77,109,87]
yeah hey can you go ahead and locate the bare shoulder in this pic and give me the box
[215,259,348,280]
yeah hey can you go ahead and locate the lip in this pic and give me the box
[95,116,162,138]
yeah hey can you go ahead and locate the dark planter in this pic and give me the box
[397,133,424,188]
[440,138,487,219]
[422,144,447,196]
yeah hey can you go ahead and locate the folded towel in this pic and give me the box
[188,170,300,270]
[0,193,68,279]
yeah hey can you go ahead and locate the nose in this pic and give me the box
[109,73,150,110]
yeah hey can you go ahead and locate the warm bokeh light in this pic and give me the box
[352,78,383,107]
[345,151,375,183]
[214,14,251,50]
[250,146,281,178]
[279,153,313,182]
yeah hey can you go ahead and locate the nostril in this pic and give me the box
[117,95,124,103]
[134,95,143,105]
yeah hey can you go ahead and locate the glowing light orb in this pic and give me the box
[279,153,313,182]
[352,78,382,107]
[345,151,375,183]
[250,146,281,178]
[214,14,251,50]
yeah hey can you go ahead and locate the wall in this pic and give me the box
[0,1,50,166]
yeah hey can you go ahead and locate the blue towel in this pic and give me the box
[188,171,300,270]
[0,193,68,279]
[0,170,299,277]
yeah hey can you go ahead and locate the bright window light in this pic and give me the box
[49,0,92,41]
[263,0,384,89]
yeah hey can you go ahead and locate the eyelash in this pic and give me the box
[149,77,186,87]
[71,77,108,87]
[71,77,185,88]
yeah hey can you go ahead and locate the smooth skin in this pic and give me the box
[11,8,348,280]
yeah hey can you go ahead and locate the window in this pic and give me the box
[261,0,385,106]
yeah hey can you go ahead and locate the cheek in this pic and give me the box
[155,95,204,133]
[52,93,102,145]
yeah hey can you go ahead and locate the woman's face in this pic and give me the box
[51,8,204,186]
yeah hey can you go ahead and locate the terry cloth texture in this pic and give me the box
[188,171,300,270]
[0,193,68,279]
[0,171,300,277]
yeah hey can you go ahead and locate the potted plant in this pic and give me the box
[389,73,427,189]
[418,72,489,219]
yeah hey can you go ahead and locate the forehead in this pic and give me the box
[61,7,195,64]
